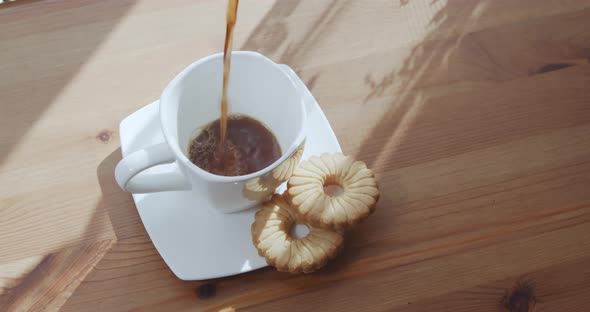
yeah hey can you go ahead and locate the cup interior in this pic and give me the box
[160,51,305,179]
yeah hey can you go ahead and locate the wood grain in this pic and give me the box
[0,240,115,312]
[1,0,589,311]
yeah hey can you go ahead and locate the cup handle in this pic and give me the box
[115,142,191,193]
[278,64,316,116]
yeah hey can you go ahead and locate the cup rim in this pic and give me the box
[159,51,307,183]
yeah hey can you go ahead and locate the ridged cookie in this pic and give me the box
[251,194,344,273]
[286,153,379,230]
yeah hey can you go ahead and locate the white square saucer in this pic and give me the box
[119,99,341,280]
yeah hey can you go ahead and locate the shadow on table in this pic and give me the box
[348,0,590,256]
[0,0,136,165]
[354,0,590,171]
[241,0,349,91]
[95,148,143,240]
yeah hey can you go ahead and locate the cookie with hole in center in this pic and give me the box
[251,194,344,273]
[286,153,379,230]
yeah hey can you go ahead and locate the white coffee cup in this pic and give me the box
[115,51,313,213]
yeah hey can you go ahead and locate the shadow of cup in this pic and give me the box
[96,148,149,240]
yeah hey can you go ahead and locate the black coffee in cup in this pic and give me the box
[188,115,281,176]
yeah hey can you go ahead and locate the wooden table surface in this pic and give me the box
[2,0,590,311]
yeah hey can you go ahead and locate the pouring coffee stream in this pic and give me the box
[220,0,239,144]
